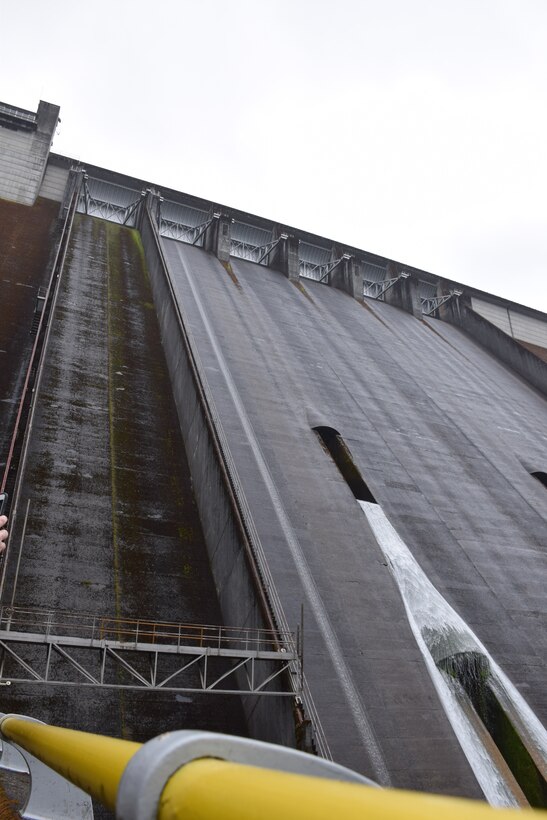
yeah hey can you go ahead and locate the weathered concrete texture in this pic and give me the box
[270,232,300,282]
[39,161,70,202]
[0,102,59,205]
[330,250,363,301]
[383,263,422,318]
[140,213,296,749]
[160,239,546,797]
[445,302,547,397]
[0,196,60,474]
[203,214,231,262]
[2,216,246,813]
[515,339,547,364]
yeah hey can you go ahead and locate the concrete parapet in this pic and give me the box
[36,101,60,137]
[445,302,547,396]
[39,161,70,202]
[0,100,59,206]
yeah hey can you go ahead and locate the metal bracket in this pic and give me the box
[229,232,289,265]
[192,212,220,246]
[256,233,288,265]
[123,192,147,226]
[421,289,463,317]
[363,271,410,300]
[316,253,352,284]
[116,730,379,820]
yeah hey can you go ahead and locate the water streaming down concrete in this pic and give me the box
[2,192,546,801]
[2,110,547,809]
[359,499,547,806]
[157,238,547,794]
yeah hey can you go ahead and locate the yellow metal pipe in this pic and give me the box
[1,716,141,811]
[2,718,546,819]
[159,758,545,820]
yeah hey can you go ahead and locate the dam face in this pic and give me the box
[2,215,247,749]
[155,239,546,797]
[0,99,546,808]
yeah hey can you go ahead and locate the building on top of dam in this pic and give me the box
[0,98,546,815]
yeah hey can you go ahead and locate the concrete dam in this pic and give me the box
[0,99,546,814]
[2,213,247,745]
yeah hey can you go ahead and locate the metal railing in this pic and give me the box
[0,606,296,653]
[230,238,261,261]
[0,717,536,820]
[0,102,37,124]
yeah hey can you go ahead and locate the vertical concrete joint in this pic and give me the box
[329,246,363,301]
[407,275,423,319]
[270,227,300,281]
[348,257,364,302]
[142,189,162,230]
[383,262,422,318]
[285,235,300,282]
[439,288,468,325]
[204,213,232,262]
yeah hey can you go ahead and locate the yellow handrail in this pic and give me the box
[1,717,140,811]
[1,716,545,819]
[160,758,544,820]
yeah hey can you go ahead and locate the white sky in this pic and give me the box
[2,0,546,310]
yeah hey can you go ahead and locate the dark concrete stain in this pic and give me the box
[220,259,242,289]
[2,216,246,818]
[292,279,316,305]
[0,197,60,471]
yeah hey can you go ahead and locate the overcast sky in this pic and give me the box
[2,0,546,310]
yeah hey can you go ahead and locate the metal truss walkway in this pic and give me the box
[0,608,300,696]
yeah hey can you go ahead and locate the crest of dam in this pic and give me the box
[359,501,547,808]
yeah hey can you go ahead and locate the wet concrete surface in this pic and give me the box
[2,216,246,817]
[0,197,60,478]
[160,238,546,797]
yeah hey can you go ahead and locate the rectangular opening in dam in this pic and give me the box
[313,426,376,502]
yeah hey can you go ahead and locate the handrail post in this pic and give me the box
[45,611,53,639]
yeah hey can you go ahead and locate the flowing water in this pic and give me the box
[359,500,547,806]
